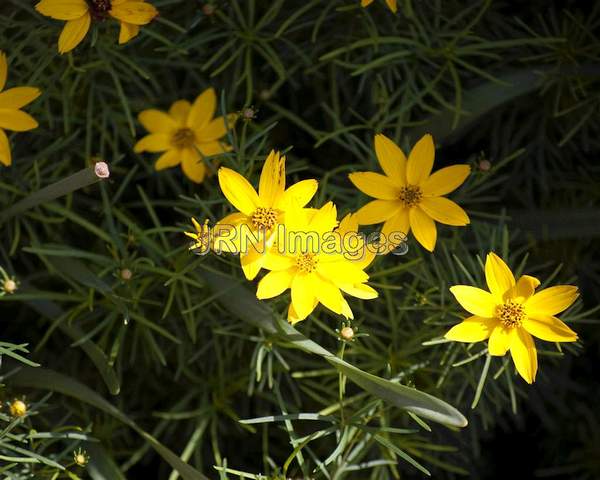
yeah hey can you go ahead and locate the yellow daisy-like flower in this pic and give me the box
[214,150,318,280]
[184,217,211,254]
[257,203,378,324]
[445,252,579,384]
[0,52,41,167]
[134,88,237,184]
[350,134,470,252]
[35,0,158,54]
[361,0,397,13]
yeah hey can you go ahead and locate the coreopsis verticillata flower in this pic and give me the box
[134,88,236,183]
[361,0,397,13]
[256,203,378,324]
[0,52,40,167]
[35,0,158,54]
[350,134,470,252]
[445,252,579,384]
[184,218,211,254]
[214,150,318,280]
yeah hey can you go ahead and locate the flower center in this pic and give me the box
[87,0,112,20]
[398,185,422,207]
[251,207,278,230]
[171,128,195,149]
[296,253,318,273]
[496,300,525,328]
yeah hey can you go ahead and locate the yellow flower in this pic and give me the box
[256,203,378,324]
[214,150,318,280]
[9,399,27,417]
[361,0,397,13]
[350,134,470,252]
[184,217,211,254]
[35,0,158,54]
[445,252,579,384]
[134,88,236,184]
[0,52,40,167]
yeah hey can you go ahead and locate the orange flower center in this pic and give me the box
[251,207,277,230]
[496,300,525,328]
[296,253,318,273]
[398,185,422,207]
[171,128,195,149]
[87,0,112,19]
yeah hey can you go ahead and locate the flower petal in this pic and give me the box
[523,315,578,342]
[488,324,512,356]
[195,114,236,143]
[419,196,469,226]
[409,206,437,251]
[188,87,216,130]
[109,2,157,25]
[355,199,401,225]
[133,133,170,153]
[218,167,260,216]
[339,282,378,299]
[420,165,470,196]
[280,179,318,209]
[35,0,89,20]
[317,259,369,286]
[374,133,406,184]
[259,150,286,206]
[386,0,398,12]
[0,87,41,110]
[313,274,345,315]
[0,109,38,131]
[0,128,11,167]
[138,109,177,134]
[525,285,579,316]
[197,141,229,157]
[484,252,515,300]
[380,208,409,253]
[240,249,265,280]
[181,148,206,184]
[510,328,537,384]
[349,171,401,200]
[169,100,191,125]
[291,273,316,321]
[154,149,180,171]
[257,269,293,299]
[406,134,434,185]
[449,285,497,317]
[507,275,540,301]
[445,316,498,342]
[118,21,139,44]
[58,13,91,54]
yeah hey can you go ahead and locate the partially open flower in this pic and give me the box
[9,399,27,417]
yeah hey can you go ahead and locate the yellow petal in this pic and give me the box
[449,285,497,317]
[386,0,398,12]
[510,328,537,384]
[169,100,191,125]
[409,206,437,251]
[58,13,91,54]
[118,21,139,44]
[339,282,378,299]
[257,269,293,299]
[259,150,286,206]
[445,316,498,342]
[488,324,512,356]
[317,259,368,286]
[361,0,374,6]
[240,249,265,281]
[188,87,216,130]
[484,252,515,300]
[109,1,157,25]
[0,52,7,92]
[218,167,260,216]
[279,179,318,209]
[419,196,469,226]
[0,87,41,110]
[373,133,406,184]
[355,199,401,225]
[507,275,540,301]
[406,134,434,185]
[181,148,205,183]
[263,251,295,270]
[420,164,470,196]
[35,0,89,20]
[0,109,38,131]
[196,114,236,143]
[525,285,579,316]
[523,315,578,342]
[0,128,11,166]
[197,141,229,157]
[380,208,409,254]
[134,133,170,153]
[291,273,316,321]
[138,109,177,133]
[154,149,180,170]
[349,171,401,200]
[308,202,337,234]
[314,274,344,315]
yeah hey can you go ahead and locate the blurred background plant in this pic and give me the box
[1,0,599,478]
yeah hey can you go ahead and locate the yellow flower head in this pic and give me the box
[214,150,318,280]
[35,0,158,54]
[134,88,236,184]
[350,134,470,252]
[73,448,90,467]
[256,202,378,324]
[445,252,579,384]
[184,217,211,254]
[9,399,27,417]
[361,0,397,13]
[0,52,40,167]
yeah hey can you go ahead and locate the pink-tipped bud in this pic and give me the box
[95,162,110,179]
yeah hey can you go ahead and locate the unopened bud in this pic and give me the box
[3,279,17,294]
[340,326,355,341]
[120,268,133,281]
[94,161,110,179]
[10,399,27,417]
